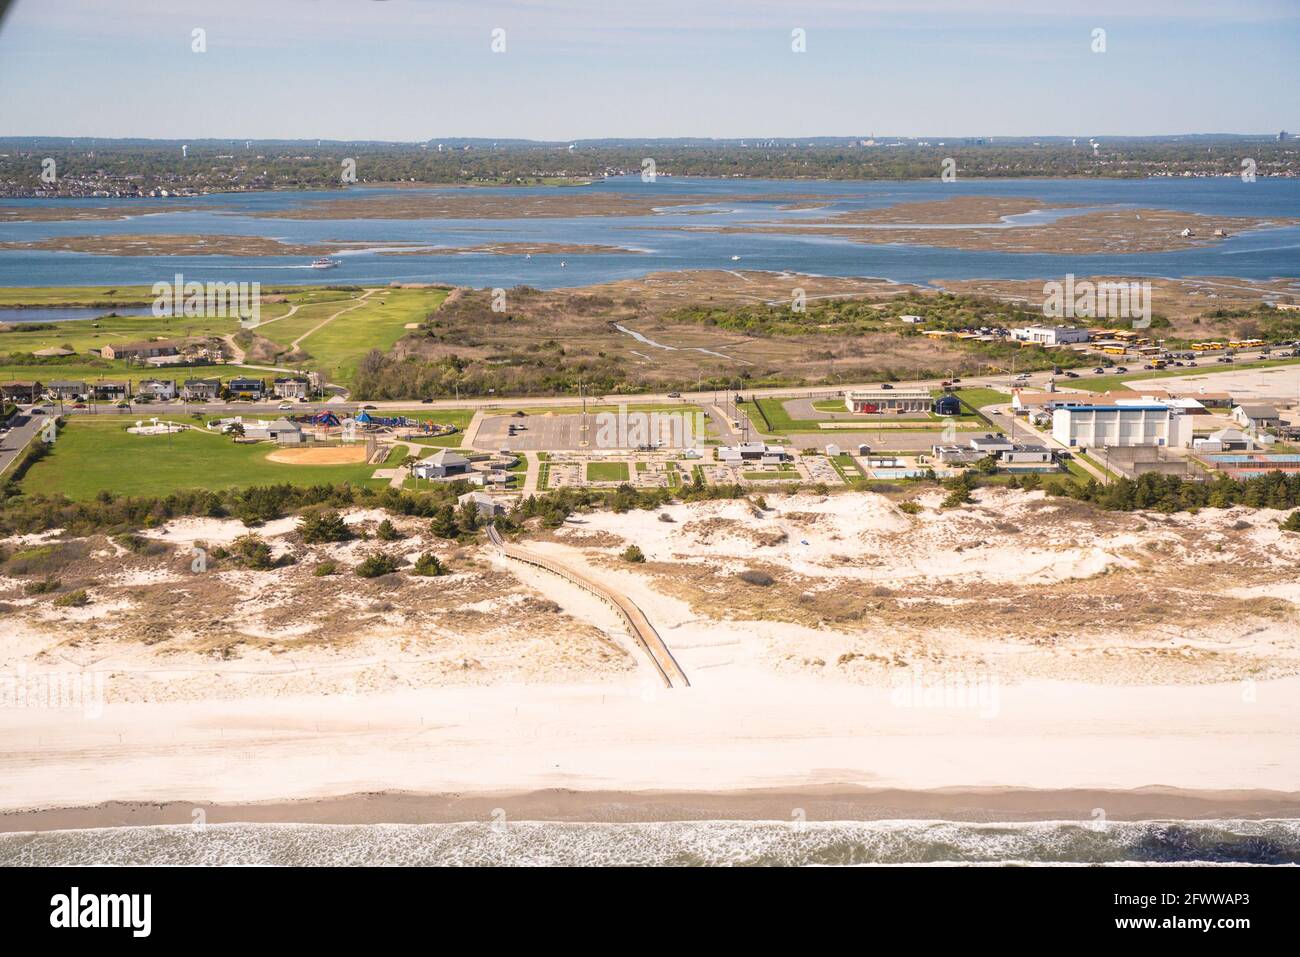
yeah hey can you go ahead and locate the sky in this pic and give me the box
[0,0,1297,140]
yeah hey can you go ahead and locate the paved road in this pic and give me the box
[0,412,48,478]
[30,350,1288,422]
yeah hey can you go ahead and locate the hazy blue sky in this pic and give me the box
[1,0,1296,140]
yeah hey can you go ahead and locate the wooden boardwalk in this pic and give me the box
[487,526,689,689]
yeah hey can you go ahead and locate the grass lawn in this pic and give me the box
[586,461,630,482]
[831,452,868,486]
[743,470,798,481]
[268,288,448,388]
[1075,357,1300,393]
[951,388,1011,412]
[21,416,394,500]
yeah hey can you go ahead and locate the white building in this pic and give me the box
[717,442,788,465]
[844,388,932,414]
[412,449,472,479]
[1010,325,1091,347]
[1052,405,1192,449]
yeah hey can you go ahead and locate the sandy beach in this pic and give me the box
[3,490,1298,831]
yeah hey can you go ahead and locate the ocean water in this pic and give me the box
[1,176,1297,289]
[3,819,1298,866]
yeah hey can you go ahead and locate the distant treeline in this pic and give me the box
[3,138,1297,194]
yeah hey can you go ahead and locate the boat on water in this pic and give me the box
[311,257,340,269]
[730,255,741,261]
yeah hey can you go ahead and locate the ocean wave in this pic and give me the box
[3,819,1299,867]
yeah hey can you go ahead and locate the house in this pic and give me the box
[92,380,131,402]
[412,449,472,479]
[136,378,177,401]
[969,434,1015,455]
[844,388,932,414]
[273,376,311,399]
[1194,428,1254,453]
[1010,325,1090,347]
[100,339,181,361]
[1052,405,1193,449]
[48,380,88,401]
[0,380,42,403]
[267,418,302,444]
[1232,404,1281,430]
[181,378,221,401]
[226,377,266,398]
[458,491,506,519]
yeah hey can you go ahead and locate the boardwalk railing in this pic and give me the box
[487,525,689,689]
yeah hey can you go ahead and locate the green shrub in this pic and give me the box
[355,552,401,578]
[620,544,645,563]
[312,560,337,577]
[1281,510,1300,532]
[375,518,403,541]
[737,569,774,586]
[411,553,447,576]
[24,577,61,595]
[897,500,922,514]
[298,509,353,544]
[53,589,89,607]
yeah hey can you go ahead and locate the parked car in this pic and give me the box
[667,391,681,398]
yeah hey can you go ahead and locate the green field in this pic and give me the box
[0,284,449,395]
[586,461,630,482]
[256,287,448,387]
[20,416,399,500]
[950,388,1011,412]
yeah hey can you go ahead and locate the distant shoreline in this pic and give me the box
[6,786,1300,833]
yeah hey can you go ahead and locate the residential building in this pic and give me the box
[844,388,932,414]
[226,377,266,398]
[1052,405,1193,448]
[1010,325,1091,347]
[48,380,88,401]
[181,378,221,401]
[273,376,311,399]
[100,339,181,361]
[92,380,131,401]
[136,378,177,400]
[0,380,42,403]
[412,449,472,479]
